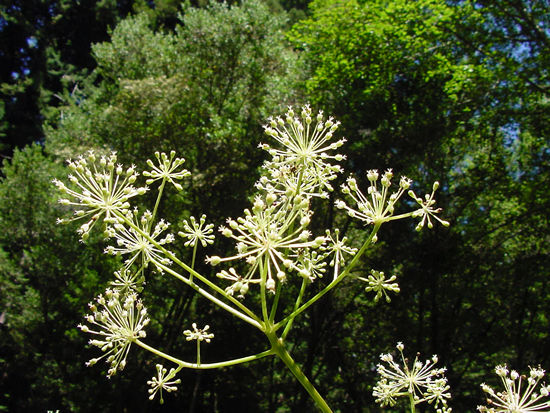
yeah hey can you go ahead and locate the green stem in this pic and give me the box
[136,339,274,369]
[260,257,269,322]
[409,393,416,413]
[190,242,198,283]
[281,278,307,340]
[149,179,167,231]
[275,223,381,331]
[196,340,201,366]
[267,332,332,413]
[269,280,282,323]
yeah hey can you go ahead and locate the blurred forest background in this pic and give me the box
[0,0,549,411]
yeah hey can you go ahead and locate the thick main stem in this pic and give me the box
[267,332,333,413]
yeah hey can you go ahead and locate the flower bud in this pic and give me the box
[208,256,221,266]
[266,278,275,292]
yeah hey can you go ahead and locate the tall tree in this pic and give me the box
[290,0,550,409]
[0,0,135,158]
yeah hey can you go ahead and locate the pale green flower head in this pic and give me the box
[258,104,346,199]
[320,228,358,279]
[143,150,190,190]
[210,190,327,293]
[178,214,215,247]
[359,269,400,303]
[147,364,181,404]
[409,181,450,230]
[183,323,214,343]
[104,208,174,270]
[336,170,411,225]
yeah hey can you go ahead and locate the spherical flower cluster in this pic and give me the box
[147,364,181,404]
[143,150,190,190]
[257,104,346,199]
[78,289,149,377]
[53,151,147,240]
[358,269,400,303]
[208,192,325,293]
[178,214,215,247]
[478,364,550,412]
[373,342,452,412]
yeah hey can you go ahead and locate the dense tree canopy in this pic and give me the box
[1,0,548,412]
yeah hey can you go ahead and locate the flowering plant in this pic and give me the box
[54,105,450,411]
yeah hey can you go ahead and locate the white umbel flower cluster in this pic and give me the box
[478,365,550,412]
[53,151,147,240]
[183,323,214,343]
[336,169,449,231]
[257,104,346,199]
[359,269,400,303]
[104,208,174,270]
[147,364,181,404]
[337,169,411,225]
[178,214,215,247]
[143,150,190,190]
[78,289,149,377]
[373,342,452,412]
[210,193,326,294]
[209,105,349,295]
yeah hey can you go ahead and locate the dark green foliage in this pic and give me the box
[0,0,136,156]
[289,0,550,410]
[0,145,120,411]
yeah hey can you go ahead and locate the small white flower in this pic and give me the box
[358,269,400,303]
[53,151,147,240]
[183,323,214,366]
[409,181,450,230]
[337,170,410,225]
[216,267,258,298]
[258,104,346,199]
[104,209,174,270]
[211,192,324,291]
[109,267,144,292]
[320,229,357,279]
[183,323,214,343]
